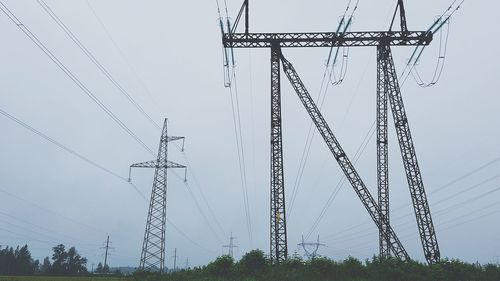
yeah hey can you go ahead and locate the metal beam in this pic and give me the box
[377,45,391,258]
[279,52,410,261]
[270,45,287,263]
[223,31,432,48]
[380,43,440,264]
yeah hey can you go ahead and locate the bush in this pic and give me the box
[207,255,234,276]
[237,250,268,275]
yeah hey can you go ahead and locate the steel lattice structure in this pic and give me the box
[378,43,440,263]
[376,46,391,258]
[129,119,186,272]
[270,45,287,263]
[222,0,442,264]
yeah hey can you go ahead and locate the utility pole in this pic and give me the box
[185,257,189,269]
[104,236,110,268]
[100,236,113,270]
[222,233,238,258]
[220,0,460,265]
[172,248,178,272]
[129,119,186,273]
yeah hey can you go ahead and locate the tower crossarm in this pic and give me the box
[223,31,432,48]
[278,50,410,261]
[131,160,186,169]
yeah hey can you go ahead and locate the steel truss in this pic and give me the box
[378,44,440,264]
[223,31,431,48]
[130,119,186,272]
[222,1,441,265]
[377,47,390,258]
[270,45,287,263]
[279,51,409,261]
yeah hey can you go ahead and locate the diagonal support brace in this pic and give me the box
[278,50,410,261]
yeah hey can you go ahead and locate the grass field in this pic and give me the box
[0,277,129,281]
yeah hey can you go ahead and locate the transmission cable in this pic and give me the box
[287,0,363,220]
[0,106,217,254]
[0,2,155,156]
[216,0,254,247]
[37,0,161,130]
[84,0,164,119]
[0,106,128,182]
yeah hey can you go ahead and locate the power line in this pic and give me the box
[84,0,164,119]
[177,150,227,239]
[37,0,161,131]
[0,107,128,182]
[0,1,155,155]
[324,154,500,240]
[0,106,216,256]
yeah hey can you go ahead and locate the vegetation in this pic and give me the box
[0,244,88,276]
[0,277,126,281]
[0,245,38,275]
[132,250,500,281]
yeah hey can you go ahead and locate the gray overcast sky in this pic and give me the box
[0,0,499,269]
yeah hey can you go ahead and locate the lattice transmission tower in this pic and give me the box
[298,235,326,260]
[129,119,186,272]
[219,0,461,265]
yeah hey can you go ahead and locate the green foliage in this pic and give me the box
[0,245,39,275]
[207,255,234,276]
[130,252,500,281]
[237,249,268,276]
[0,277,126,281]
[46,244,88,275]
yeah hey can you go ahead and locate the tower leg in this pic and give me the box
[377,45,390,258]
[270,45,287,263]
[380,44,440,264]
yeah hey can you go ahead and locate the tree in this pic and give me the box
[49,244,88,275]
[207,255,234,276]
[95,262,104,274]
[51,244,67,275]
[40,257,52,274]
[0,245,38,275]
[237,249,268,275]
[67,247,87,274]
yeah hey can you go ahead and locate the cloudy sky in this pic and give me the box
[0,0,499,269]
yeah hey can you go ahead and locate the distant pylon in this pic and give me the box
[222,232,238,258]
[297,235,326,260]
[129,118,186,273]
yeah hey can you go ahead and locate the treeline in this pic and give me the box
[0,244,87,276]
[0,245,38,275]
[133,250,500,281]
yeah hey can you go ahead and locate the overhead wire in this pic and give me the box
[36,0,161,131]
[169,169,225,244]
[0,107,128,182]
[0,106,216,254]
[216,0,254,247]
[177,149,228,240]
[324,176,500,243]
[84,0,164,119]
[287,0,363,220]
[304,120,376,241]
[400,0,465,87]
[303,1,467,244]
[0,1,155,156]
[326,0,359,86]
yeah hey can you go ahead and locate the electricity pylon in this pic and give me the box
[129,118,186,272]
[221,0,445,264]
[222,232,238,258]
[298,235,326,260]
